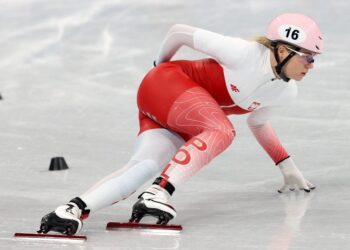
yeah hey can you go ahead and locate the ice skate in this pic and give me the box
[38,197,89,235]
[129,178,176,225]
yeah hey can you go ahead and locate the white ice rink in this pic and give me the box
[0,0,349,249]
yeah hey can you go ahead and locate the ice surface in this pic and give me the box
[0,0,349,249]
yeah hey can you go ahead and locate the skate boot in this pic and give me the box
[129,177,176,225]
[38,197,90,235]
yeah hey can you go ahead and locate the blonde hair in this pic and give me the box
[251,36,274,50]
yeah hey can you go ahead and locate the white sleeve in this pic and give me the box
[192,29,254,68]
[156,24,196,64]
[247,106,273,126]
[156,24,254,68]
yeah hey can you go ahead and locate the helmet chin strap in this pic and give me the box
[272,44,299,82]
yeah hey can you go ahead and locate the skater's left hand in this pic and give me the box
[277,157,315,193]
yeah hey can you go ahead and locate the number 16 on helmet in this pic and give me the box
[266,13,323,54]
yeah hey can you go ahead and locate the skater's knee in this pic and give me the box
[216,127,235,147]
[226,127,236,145]
[211,122,235,147]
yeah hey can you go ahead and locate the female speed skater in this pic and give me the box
[38,13,323,235]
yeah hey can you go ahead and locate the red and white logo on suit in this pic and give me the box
[230,84,240,93]
[248,101,261,111]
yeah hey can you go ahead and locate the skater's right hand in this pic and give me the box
[277,157,315,193]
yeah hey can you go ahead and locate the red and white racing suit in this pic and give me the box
[81,25,299,211]
[137,27,296,186]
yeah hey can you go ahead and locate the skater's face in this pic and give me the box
[278,45,316,81]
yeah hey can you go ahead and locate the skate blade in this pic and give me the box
[14,232,86,243]
[106,222,182,233]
